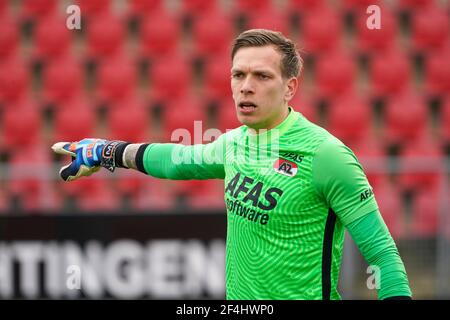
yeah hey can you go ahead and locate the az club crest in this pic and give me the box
[273,159,298,177]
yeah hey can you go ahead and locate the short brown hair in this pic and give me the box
[231,29,303,79]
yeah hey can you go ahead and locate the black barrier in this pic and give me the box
[0,212,227,299]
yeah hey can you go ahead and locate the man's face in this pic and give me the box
[231,45,298,131]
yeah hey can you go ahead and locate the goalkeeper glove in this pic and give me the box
[51,138,129,181]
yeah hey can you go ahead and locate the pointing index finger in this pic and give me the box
[51,142,77,157]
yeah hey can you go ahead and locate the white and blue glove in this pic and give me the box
[52,138,128,181]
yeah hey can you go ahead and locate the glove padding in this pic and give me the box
[52,138,107,181]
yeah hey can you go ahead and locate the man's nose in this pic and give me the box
[240,76,254,94]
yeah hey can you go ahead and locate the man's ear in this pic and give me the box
[285,77,299,102]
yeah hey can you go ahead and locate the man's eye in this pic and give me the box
[259,74,269,80]
[232,73,243,79]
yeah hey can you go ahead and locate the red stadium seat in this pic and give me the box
[21,0,58,20]
[150,55,192,101]
[343,0,382,8]
[192,12,234,57]
[0,0,7,15]
[56,169,109,195]
[182,0,219,17]
[107,100,150,142]
[53,100,96,142]
[33,15,72,61]
[140,13,180,58]
[76,178,120,211]
[373,179,405,240]
[128,0,164,17]
[356,9,397,54]
[287,0,326,11]
[42,57,84,105]
[441,98,450,144]
[0,58,29,104]
[369,49,411,97]
[383,90,428,145]
[131,179,175,210]
[410,188,440,237]
[86,13,125,59]
[398,0,437,11]
[234,0,273,16]
[10,180,61,212]
[173,179,211,200]
[0,15,19,60]
[301,7,342,55]
[412,8,449,52]
[425,48,450,97]
[246,10,291,37]
[8,145,60,212]
[58,175,119,211]
[162,96,208,140]
[2,104,41,150]
[203,55,231,101]
[76,0,112,20]
[289,92,319,123]
[97,56,137,103]
[315,50,356,98]
[397,138,443,193]
[326,92,372,146]
[342,0,382,10]
[188,180,226,210]
[114,170,146,198]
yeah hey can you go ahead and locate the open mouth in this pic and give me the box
[239,102,257,111]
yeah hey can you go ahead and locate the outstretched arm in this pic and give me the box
[52,135,227,181]
[125,142,225,180]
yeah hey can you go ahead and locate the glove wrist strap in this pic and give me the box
[100,141,131,172]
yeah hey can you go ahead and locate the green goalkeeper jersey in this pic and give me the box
[142,107,407,300]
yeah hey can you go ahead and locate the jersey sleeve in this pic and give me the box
[312,137,379,226]
[140,132,228,180]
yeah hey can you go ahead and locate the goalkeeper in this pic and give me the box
[52,29,412,300]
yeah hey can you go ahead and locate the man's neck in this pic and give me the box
[248,107,291,135]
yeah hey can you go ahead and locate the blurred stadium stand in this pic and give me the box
[0,0,449,299]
